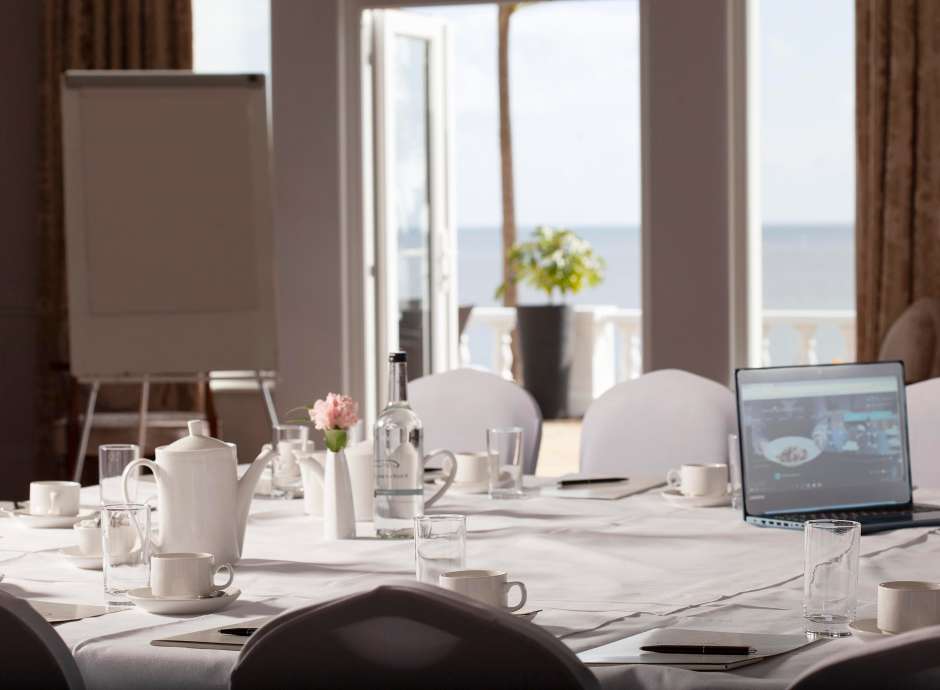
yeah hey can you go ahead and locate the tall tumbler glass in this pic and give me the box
[487,427,524,499]
[102,503,151,606]
[802,519,861,637]
[99,444,139,507]
[414,514,467,584]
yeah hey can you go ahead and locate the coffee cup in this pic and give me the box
[74,520,103,556]
[438,569,527,612]
[454,452,489,485]
[666,463,728,497]
[877,581,940,634]
[30,481,80,517]
[150,552,234,598]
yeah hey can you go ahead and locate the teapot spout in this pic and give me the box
[235,445,276,551]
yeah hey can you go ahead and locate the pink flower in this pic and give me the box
[310,393,359,431]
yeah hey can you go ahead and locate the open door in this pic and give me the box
[368,9,457,387]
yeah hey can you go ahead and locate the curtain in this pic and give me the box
[38,0,192,470]
[856,0,940,361]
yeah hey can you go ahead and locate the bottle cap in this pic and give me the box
[389,351,407,363]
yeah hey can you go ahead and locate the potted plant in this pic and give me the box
[496,226,605,418]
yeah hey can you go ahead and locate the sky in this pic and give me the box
[193,0,855,227]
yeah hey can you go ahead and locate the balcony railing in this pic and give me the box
[460,306,856,415]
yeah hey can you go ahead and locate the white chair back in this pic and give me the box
[230,583,599,690]
[409,368,542,474]
[0,590,85,689]
[906,377,940,489]
[787,624,940,690]
[580,369,736,476]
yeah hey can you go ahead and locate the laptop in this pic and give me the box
[735,361,940,534]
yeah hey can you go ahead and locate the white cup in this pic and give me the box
[877,581,940,634]
[666,464,728,497]
[150,552,234,598]
[454,452,490,485]
[75,519,136,558]
[438,569,527,612]
[30,481,80,517]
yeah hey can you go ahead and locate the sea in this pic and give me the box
[456,224,855,368]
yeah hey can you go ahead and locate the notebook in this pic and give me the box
[151,617,274,650]
[540,476,665,500]
[578,627,817,671]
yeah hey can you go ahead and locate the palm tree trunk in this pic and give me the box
[498,3,522,381]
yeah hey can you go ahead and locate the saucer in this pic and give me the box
[660,489,731,508]
[849,618,892,640]
[57,546,102,571]
[126,587,241,615]
[4,508,98,529]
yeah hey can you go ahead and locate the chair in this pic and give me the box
[786,624,940,690]
[409,368,542,474]
[0,590,85,689]
[580,369,736,476]
[879,297,940,384]
[229,583,599,690]
[906,377,940,489]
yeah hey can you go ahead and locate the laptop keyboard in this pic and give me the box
[771,504,940,523]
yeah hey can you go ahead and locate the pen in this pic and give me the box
[640,645,754,655]
[557,477,628,487]
[218,627,258,637]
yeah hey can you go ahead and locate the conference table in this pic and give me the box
[2,477,939,689]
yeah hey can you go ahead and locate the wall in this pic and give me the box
[641,0,732,384]
[0,2,42,498]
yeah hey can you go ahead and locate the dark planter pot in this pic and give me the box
[516,304,574,419]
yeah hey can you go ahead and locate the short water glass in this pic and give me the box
[727,434,743,510]
[802,519,861,637]
[487,427,524,499]
[102,503,151,605]
[98,444,139,506]
[414,514,466,584]
[270,424,308,498]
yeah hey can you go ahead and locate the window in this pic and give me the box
[757,0,855,366]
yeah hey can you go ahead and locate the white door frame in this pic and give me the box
[369,9,457,399]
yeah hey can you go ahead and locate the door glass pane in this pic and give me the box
[394,36,432,380]
[758,0,855,366]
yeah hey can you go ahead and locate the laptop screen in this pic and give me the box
[735,362,911,516]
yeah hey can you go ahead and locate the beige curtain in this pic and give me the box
[38,1,192,470]
[856,0,940,361]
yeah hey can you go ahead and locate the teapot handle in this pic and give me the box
[122,458,162,551]
[423,450,457,508]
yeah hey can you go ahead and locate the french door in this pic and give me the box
[368,9,457,387]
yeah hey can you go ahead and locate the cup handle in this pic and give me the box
[423,450,457,508]
[48,491,60,516]
[213,563,235,591]
[504,581,527,612]
[666,468,681,489]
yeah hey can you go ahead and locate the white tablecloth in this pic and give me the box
[2,480,939,690]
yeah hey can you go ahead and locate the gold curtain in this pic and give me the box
[38,0,192,469]
[856,0,940,361]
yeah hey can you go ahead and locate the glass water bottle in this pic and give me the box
[373,352,424,538]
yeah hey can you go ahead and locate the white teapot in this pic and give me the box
[121,420,274,563]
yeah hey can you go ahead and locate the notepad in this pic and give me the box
[151,617,275,650]
[29,600,114,625]
[541,476,665,500]
[578,627,817,671]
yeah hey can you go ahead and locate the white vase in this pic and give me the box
[345,439,375,521]
[323,449,356,540]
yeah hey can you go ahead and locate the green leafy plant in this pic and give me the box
[495,226,605,303]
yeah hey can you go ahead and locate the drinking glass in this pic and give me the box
[487,427,524,499]
[269,424,309,498]
[414,514,466,584]
[102,503,151,605]
[802,519,861,637]
[727,434,743,510]
[98,444,139,506]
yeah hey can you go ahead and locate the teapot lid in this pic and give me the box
[164,420,230,452]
